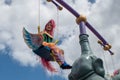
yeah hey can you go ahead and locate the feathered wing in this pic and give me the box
[23,27,43,50]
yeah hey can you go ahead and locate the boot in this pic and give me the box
[60,62,72,69]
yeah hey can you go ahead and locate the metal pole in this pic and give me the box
[79,22,86,35]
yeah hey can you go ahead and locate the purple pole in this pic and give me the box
[52,1,61,9]
[55,0,79,17]
[85,22,107,45]
[52,1,59,7]
[98,40,114,55]
[79,22,86,35]
[55,0,108,45]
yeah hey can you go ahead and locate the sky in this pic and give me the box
[0,0,120,80]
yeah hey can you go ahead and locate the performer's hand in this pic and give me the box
[42,42,55,47]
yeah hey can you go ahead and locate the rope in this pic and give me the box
[56,8,65,79]
[100,45,109,74]
[110,55,116,71]
[38,0,40,25]
[56,8,59,39]
[38,0,40,33]
[103,51,109,74]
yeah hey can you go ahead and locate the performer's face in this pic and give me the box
[46,23,53,31]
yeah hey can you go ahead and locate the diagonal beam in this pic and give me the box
[54,0,112,52]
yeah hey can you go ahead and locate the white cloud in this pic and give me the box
[12,50,39,67]
[0,44,5,50]
[0,0,120,78]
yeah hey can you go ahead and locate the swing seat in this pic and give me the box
[33,45,54,61]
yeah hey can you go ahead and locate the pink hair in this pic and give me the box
[44,19,56,36]
[41,19,56,72]
[41,58,57,72]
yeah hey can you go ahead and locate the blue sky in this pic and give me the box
[72,0,95,4]
[4,0,12,5]
[0,47,65,80]
[0,0,120,80]
[88,0,96,3]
